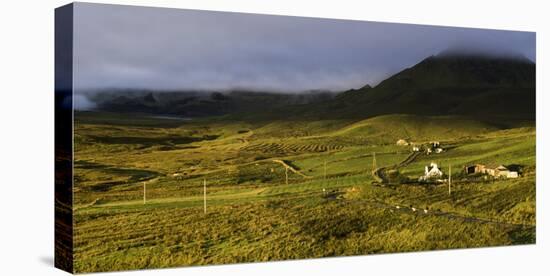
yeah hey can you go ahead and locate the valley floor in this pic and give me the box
[72,111,536,273]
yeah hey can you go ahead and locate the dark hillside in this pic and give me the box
[302,52,535,122]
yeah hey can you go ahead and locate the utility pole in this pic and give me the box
[324,160,327,181]
[448,164,452,196]
[372,152,377,171]
[285,166,289,185]
[203,179,207,214]
[143,181,146,204]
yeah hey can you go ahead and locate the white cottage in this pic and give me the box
[396,139,409,146]
[419,162,443,182]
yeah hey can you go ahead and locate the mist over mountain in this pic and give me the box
[82,89,336,117]
[79,50,535,123]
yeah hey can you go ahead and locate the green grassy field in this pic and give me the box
[72,111,536,273]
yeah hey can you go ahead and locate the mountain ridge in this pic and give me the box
[82,51,536,123]
[300,51,535,121]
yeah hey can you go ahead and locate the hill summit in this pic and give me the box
[317,50,535,121]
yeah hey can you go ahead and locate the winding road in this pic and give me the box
[373,151,422,183]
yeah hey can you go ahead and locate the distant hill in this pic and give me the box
[308,51,535,121]
[329,114,499,143]
[87,90,335,117]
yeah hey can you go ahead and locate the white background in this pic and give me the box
[0,0,548,275]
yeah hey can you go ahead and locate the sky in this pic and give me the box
[73,2,536,94]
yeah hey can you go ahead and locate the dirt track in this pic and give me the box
[272,159,313,179]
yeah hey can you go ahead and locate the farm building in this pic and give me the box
[427,141,444,154]
[464,164,519,178]
[487,165,519,178]
[396,139,409,146]
[412,146,420,152]
[464,164,485,174]
[419,162,444,182]
[424,141,444,155]
[502,170,519,178]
